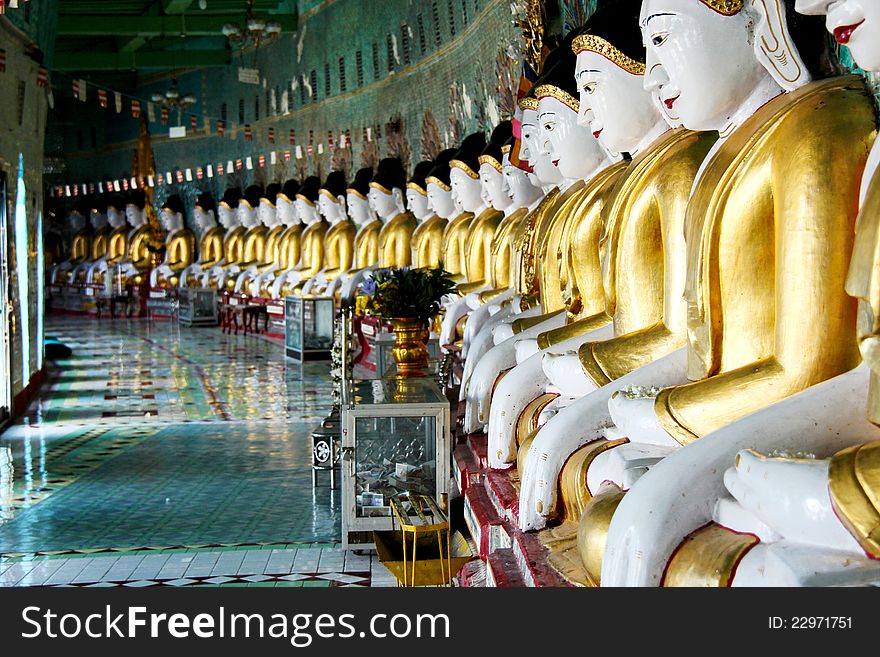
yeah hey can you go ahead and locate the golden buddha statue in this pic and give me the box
[179,192,224,287]
[407,160,448,269]
[89,203,112,263]
[104,197,130,267]
[276,177,330,296]
[260,179,305,299]
[234,185,270,274]
[313,171,356,283]
[256,184,287,274]
[124,191,153,275]
[426,148,475,281]
[151,194,196,288]
[370,157,417,268]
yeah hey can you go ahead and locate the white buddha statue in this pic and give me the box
[301,171,356,295]
[150,194,196,288]
[235,184,285,294]
[464,47,614,435]
[600,0,880,588]
[459,139,546,355]
[179,192,222,288]
[71,201,110,283]
[215,186,263,290]
[51,202,91,284]
[201,188,246,288]
[254,180,303,298]
[87,196,129,285]
[491,3,717,488]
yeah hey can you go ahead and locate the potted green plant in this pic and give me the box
[359,267,456,376]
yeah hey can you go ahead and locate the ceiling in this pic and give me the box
[54,1,297,75]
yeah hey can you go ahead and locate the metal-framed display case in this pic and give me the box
[178,288,218,326]
[373,331,441,379]
[284,295,334,360]
[341,377,451,549]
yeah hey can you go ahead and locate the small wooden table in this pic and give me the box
[388,495,451,587]
[242,304,269,334]
[220,303,268,335]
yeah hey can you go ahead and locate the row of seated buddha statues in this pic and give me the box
[440,0,880,587]
[50,190,154,289]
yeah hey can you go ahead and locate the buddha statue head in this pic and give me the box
[106,195,128,230]
[277,179,301,227]
[796,0,880,69]
[640,0,774,132]
[501,137,543,209]
[406,160,435,221]
[238,185,263,229]
[478,121,514,213]
[450,132,489,214]
[90,197,109,231]
[534,36,609,181]
[318,170,348,223]
[519,96,563,187]
[160,194,186,233]
[124,190,147,228]
[192,191,218,234]
[573,0,662,155]
[218,188,243,230]
[295,176,322,225]
[426,148,458,220]
[368,157,407,220]
[347,167,374,226]
[259,183,282,228]
[69,199,89,233]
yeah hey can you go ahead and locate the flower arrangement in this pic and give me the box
[358,267,456,328]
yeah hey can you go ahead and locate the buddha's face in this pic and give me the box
[797,0,880,71]
[368,186,400,219]
[160,209,181,232]
[258,201,277,227]
[296,198,319,225]
[70,211,87,232]
[426,182,456,219]
[193,207,216,232]
[537,96,605,180]
[480,163,511,212]
[347,193,372,226]
[576,50,660,154]
[406,189,431,220]
[450,168,484,214]
[318,193,345,222]
[237,203,259,228]
[276,197,299,226]
[217,205,238,229]
[641,0,766,132]
[520,108,563,185]
[107,206,127,229]
[90,210,107,230]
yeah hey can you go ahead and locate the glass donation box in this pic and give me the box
[177,288,218,326]
[341,378,451,549]
[284,296,334,361]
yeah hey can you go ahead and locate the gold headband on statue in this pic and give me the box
[319,188,341,203]
[239,198,254,210]
[501,144,511,155]
[406,182,428,196]
[425,175,451,191]
[534,84,580,113]
[295,193,315,206]
[518,96,539,111]
[346,188,368,200]
[368,181,393,195]
[700,0,745,15]
[478,155,503,173]
[259,198,276,208]
[572,34,646,75]
[450,159,480,180]
[276,192,293,204]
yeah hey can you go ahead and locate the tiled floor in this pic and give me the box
[0,317,397,587]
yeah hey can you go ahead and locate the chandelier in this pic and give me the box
[222,0,283,51]
[151,78,197,125]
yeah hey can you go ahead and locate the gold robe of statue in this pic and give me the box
[378,211,417,268]
[411,214,448,269]
[456,208,505,295]
[321,219,357,280]
[442,211,475,280]
[90,225,112,262]
[256,225,287,273]
[282,219,330,295]
[69,229,92,266]
[237,224,270,270]
[258,223,304,297]
[476,208,532,302]
[353,219,383,269]
[653,76,876,444]
[128,225,153,272]
[165,228,197,272]
[106,226,130,266]
[197,226,225,271]
[510,188,561,317]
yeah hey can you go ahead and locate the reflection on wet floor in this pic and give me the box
[0,317,340,557]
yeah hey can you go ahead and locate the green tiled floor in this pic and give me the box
[1,317,340,556]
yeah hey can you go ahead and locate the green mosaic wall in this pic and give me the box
[52,0,522,217]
